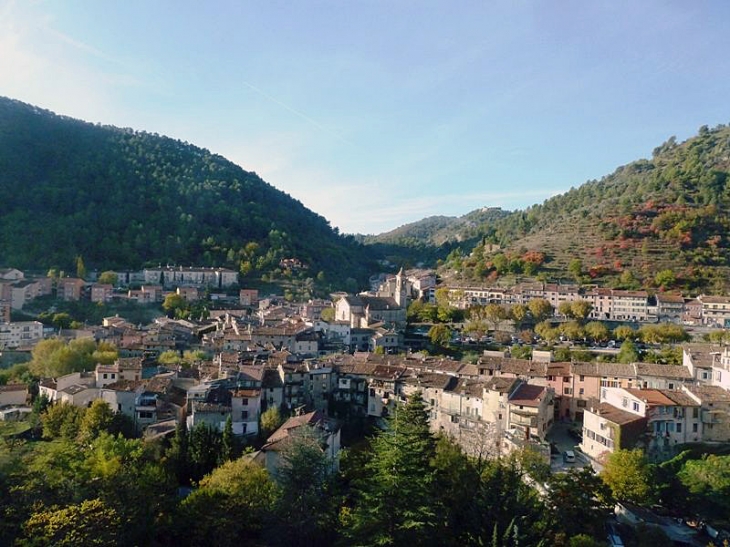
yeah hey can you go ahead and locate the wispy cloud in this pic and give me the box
[240,80,355,147]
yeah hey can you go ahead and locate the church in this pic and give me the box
[335,268,408,328]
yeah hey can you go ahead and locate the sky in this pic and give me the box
[2,1,730,235]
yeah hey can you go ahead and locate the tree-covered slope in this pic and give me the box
[0,97,375,285]
[456,124,730,292]
[361,207,510,268]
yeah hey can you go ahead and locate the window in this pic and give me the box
[451,415,459,423]
[693,408,699,418]
[632,402,640,412]
[692,423,698,433]
[622,397,628,408]
[564,387,572,395]
[241,411,249,420]
[579,388,584,395]
[241,398,249,406]
[103,373,108,379]
[139,411,153,419]
[668,383,674,390]
[563,376,570,383]
[676,423,682,433]
[579,375,585,382]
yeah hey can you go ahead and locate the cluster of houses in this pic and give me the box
[4,264,730,472]
[6,279,730,469]
[445,281,730,326]
[0,266,240,317]
[6,335,729,469]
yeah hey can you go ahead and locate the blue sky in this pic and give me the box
[2,1,730,234]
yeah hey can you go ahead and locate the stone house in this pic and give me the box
[0,383,29,407]
[682,384,730,444]
[258,410,341,478]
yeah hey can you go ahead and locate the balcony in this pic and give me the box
[702,410,722,424]
[510,411,537,428]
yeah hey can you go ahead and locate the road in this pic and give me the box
[546,421,591,473]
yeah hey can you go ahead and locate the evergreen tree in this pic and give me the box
[220,415,235,464]
[167,419,190,486]
[270,425,337,546]
[75,255,86,280]
[188,423,221,483]
[347,391,438,546]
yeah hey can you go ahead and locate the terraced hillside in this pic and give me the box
[446,125,730,293]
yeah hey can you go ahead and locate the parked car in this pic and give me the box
[563,450,576,463]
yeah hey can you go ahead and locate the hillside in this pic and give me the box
[451,125,730,293]
[361,207,510,268]
[0,97,375,289]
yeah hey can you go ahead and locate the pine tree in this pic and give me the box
[348,391,438,546]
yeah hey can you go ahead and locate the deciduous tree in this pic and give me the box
[601,449,657,505]
[528,298,554,323]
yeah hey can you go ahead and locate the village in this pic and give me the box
[2,264,730,473]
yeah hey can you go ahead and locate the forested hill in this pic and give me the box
[0,97,375,286]
[361,207,510,268]
[438,125,730,294]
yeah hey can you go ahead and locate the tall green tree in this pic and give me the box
[75,255,87,280]
[167,419,190,486]
[347,391,438,546]
[188,423,221,483]
[220,416,235,463]
[271,425,337,546]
